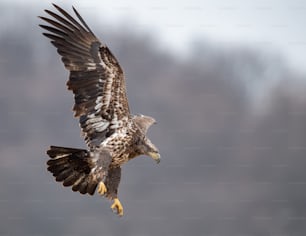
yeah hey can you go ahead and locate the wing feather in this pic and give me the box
[39,4,130,148]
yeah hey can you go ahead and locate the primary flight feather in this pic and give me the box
[39,4,160,216]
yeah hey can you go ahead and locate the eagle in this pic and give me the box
[39,4,160,216]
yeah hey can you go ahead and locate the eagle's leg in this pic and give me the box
[104,167,122,216]
[97,181,107,195]
[111,198,124,216]
[96,150,112,196]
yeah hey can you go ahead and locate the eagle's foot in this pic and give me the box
[97,181,107,195]
[111,198,124,216]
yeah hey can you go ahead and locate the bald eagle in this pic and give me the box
[39,4,160,216]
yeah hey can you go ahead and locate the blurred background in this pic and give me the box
[1,0,306,235]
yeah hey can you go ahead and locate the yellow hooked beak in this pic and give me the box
[148,152,161,164]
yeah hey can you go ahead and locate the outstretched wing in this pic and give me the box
[39,4,130,148]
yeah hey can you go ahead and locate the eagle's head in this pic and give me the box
[132,114,160,164]
[142,137,160,164]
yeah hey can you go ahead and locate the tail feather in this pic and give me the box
[62,172,82,187]
[46,146,99,195]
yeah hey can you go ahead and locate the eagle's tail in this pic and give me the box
[46,146,99,195]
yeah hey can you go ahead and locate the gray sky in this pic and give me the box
[79,0,306,73]
[5,0,306,72]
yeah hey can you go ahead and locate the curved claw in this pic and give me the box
[111,198,124,216]
[97,181,107,196]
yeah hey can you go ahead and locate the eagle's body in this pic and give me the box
[39,4,160,216]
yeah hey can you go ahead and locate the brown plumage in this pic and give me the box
[39,4,160,216]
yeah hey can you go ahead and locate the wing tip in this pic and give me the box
[51,3,61,11]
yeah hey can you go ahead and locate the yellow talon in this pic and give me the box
[111,198,124,216]
[97,182,107,195]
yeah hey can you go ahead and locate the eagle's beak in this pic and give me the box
[148,152,161,164]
